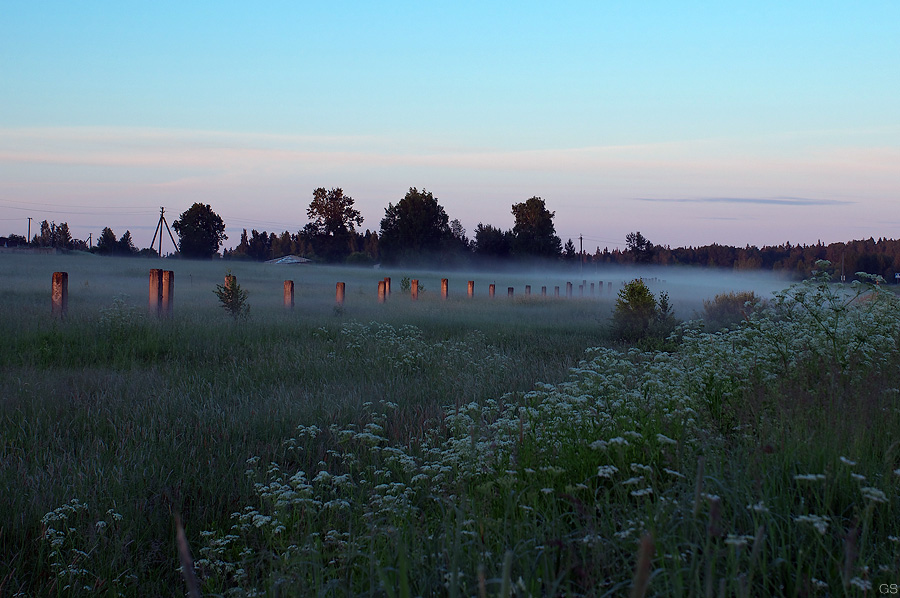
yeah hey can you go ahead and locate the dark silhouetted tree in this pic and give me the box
[511,197,561,259]
[96,227,119,255]
[379,188,452,263]
[306,187,364,262]
[172,203,227,259]
[473,223,512,258]
[118,231,137,255]
[564,238,577,262]
[625,231,654,263]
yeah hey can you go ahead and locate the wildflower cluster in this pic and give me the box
[40,499,130,593]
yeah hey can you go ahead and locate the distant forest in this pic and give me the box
[219,228,900,281]
[3,188,899,282]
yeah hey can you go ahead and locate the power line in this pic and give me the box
[0,197,158,210]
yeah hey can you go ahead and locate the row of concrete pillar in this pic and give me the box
[49,271,623,317]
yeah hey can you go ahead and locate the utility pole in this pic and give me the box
[579,234,584,276]
[88,232,92,249]
[150,207,179,257]
[27,217,32,242]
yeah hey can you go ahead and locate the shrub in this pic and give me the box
[213,272,250,320]
[399,276,424,294]
[345,252,374,266]
[702,290,761,331]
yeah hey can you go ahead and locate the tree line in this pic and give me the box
[3,188,900,280]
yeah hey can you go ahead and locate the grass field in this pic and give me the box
[2,253,899,596]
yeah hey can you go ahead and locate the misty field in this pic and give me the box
[2,253,900,597]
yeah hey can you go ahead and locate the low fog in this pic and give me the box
[1,253,798,321]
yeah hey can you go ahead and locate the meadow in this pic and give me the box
[1,253,899,597]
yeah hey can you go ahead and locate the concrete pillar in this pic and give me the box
[489,284,495,298]
[590,283,595,296]
[284,280,294,309]
[579,284,584,297]
[383,277,391,297]
[508,287,514,297]
[555,286,560,297]
[51,272,68,318]
[541,286,547,296]
[162,271,174,317]
[378,280,386,303]
[598,280,603,294]
[566,282,573,298]
[441,278,448,299]
[525,285,531,296]
[411,279,419,300]
[149,269,163,316]
[336,282,345,305]
[467,280,474,298]
[608,281,612,292]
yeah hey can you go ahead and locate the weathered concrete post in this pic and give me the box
[162,270,174,317]
[284,280,294,309]
[555,286,560,297]
[51,272,68,318]
[467,280,474,297]
[489,284,495,298]
[566,282,573,298]
[525,285,531,296]
[508,287,514,297]
[378,280,386,303]
[336,282,345,305]
[149,269,163,316]
[608,281,612,292]
[441,278,448,299]
[383,277,391,297]
[598,280,603,294]
[411,279,419,300]
[579,284,584,297]
[590,282,595,296]
[541,286,547,296]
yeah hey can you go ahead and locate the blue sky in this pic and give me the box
[2,2,898,252]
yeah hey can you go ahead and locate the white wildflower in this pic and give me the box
[861,487,888,503]
[630,487,653,497]
[794,514,829,535]
[663,468,684,478]
[839,456,856,466]
[656,433,677,445]
[724,534,754,547]
[746,501,769,513]
[849,577,872,591]
[596,465,619,478]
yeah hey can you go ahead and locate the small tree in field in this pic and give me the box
[612,279,657,340]
[611,279,679,345]
[214,272,250,320]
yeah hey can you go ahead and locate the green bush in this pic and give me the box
[702,290,761,331]
[611,279,678,344]
[213,272,250,320]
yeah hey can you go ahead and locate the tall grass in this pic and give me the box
[0,254,609,595]
[2,255,898,596]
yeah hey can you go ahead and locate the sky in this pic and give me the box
[1,2,898,253]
